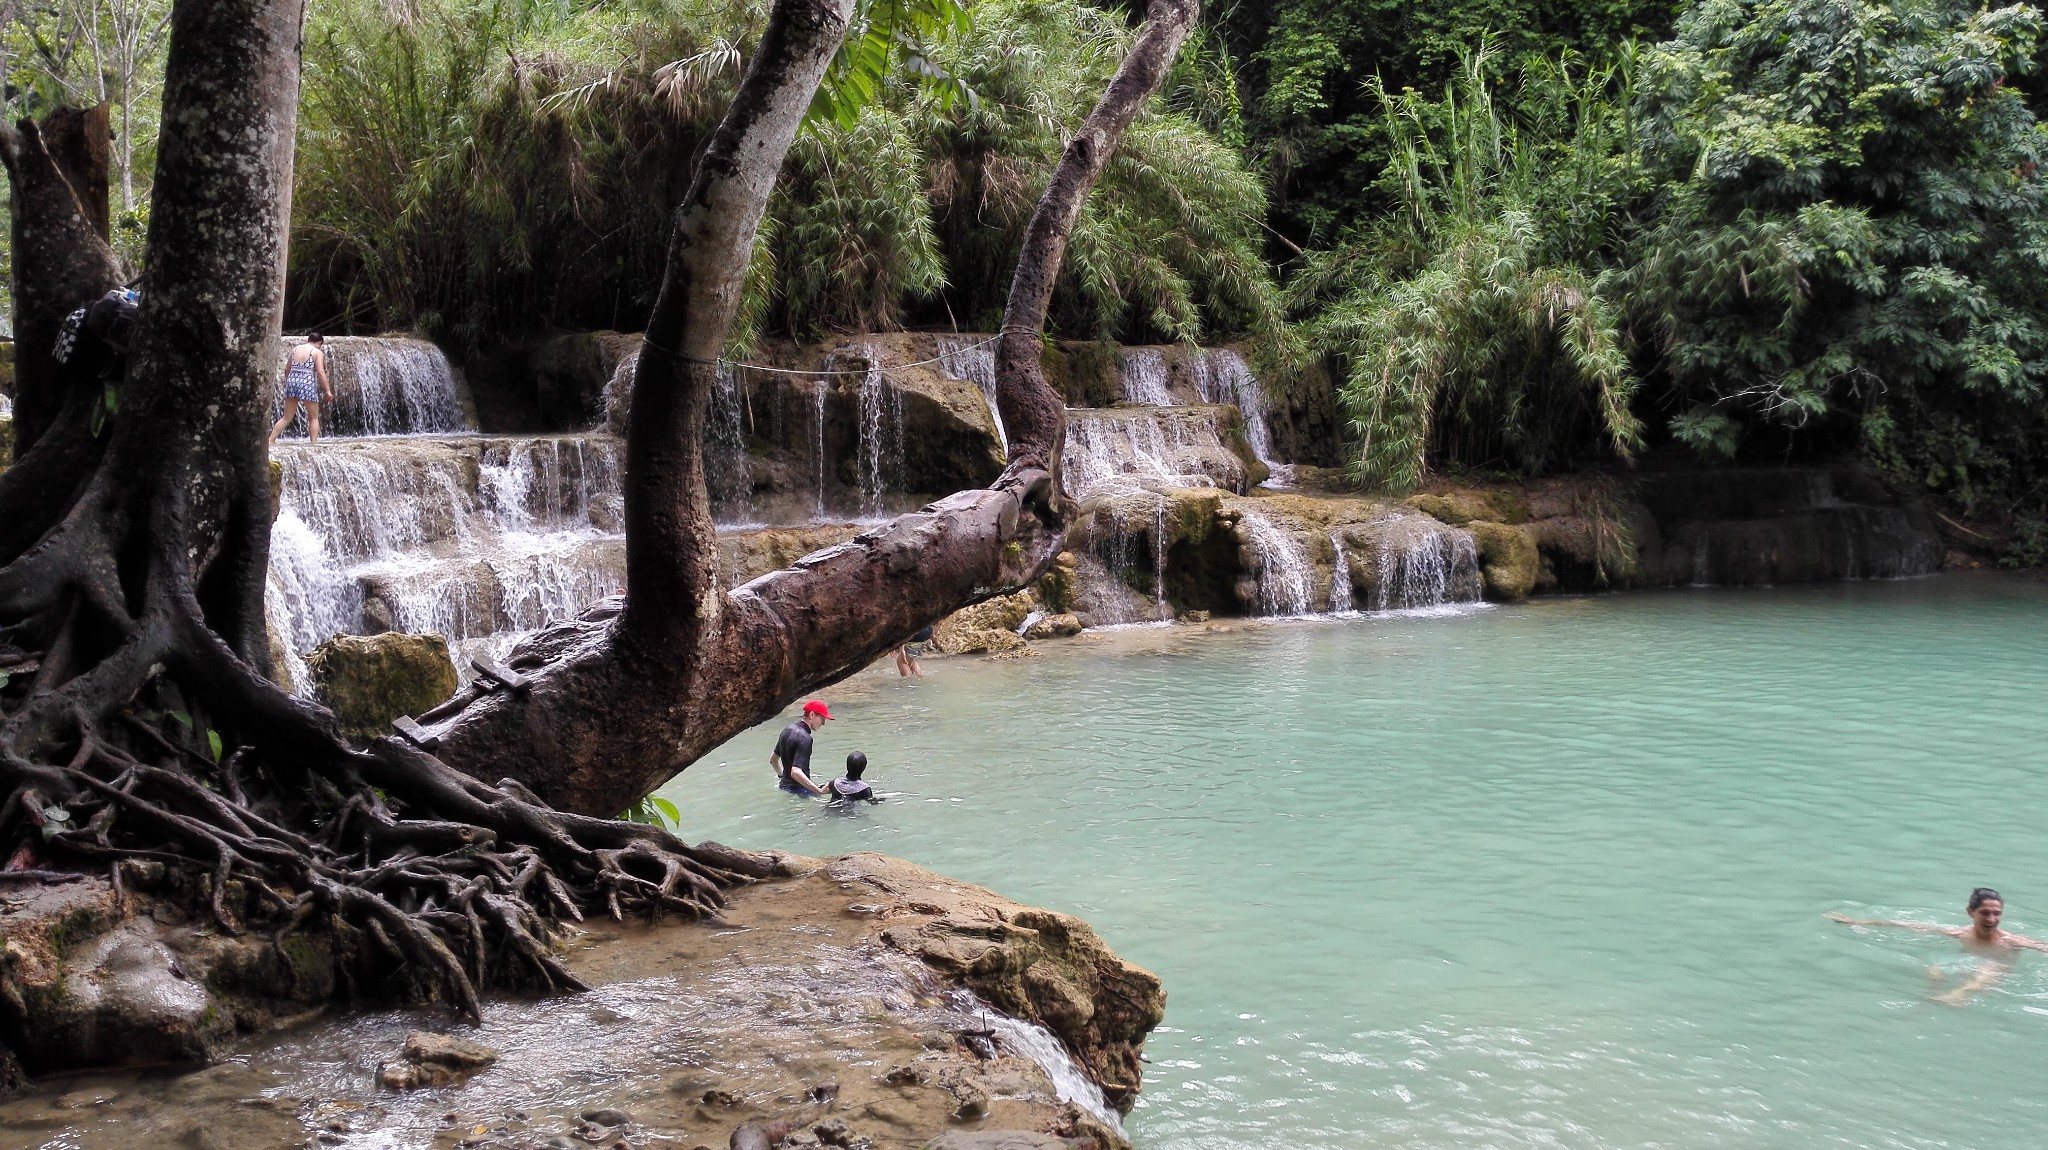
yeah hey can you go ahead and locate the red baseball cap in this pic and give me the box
[802,700,834,720]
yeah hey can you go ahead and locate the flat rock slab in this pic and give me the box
[0,854,1150,1150]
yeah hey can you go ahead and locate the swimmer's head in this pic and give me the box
[1969,887,2003,928]
[845,751,867,779]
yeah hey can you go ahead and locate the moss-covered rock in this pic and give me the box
[307,633,459,739]
[1409,489,1531,526]
[1468,521,1539,601]
[932,591,1036,655]
[0,414,12,471]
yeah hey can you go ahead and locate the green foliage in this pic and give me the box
[619,794,682,830]
[1218,0,1680,242]
[1300,47,1643,491]
[288,0,1282,348]
[1616,0,2048,552]
[1628,0,2048,473]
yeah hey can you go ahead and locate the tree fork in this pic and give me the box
[427,0,1202,819]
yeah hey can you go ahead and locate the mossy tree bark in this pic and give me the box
[0,0,1198,1037]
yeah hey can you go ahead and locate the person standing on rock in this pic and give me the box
[770,700,833,795]
[269,333,333,444]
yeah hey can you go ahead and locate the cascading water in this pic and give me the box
[267,436,628,691]
[275,336,467,438]
[706,362,754,519]
[1363,519,1483,611]
[1117,348,1174,405]
[850,344,905,516]
[1236,507,1316,617]
[937,335,1004,450]
[811,378,829,519]
[1061,409,1246,497]
[1328,532,1355,613]
[1193,348,1292,487]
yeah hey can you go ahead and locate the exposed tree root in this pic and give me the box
[0,592,774,1020]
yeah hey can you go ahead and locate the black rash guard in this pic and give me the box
[772,721,814,791]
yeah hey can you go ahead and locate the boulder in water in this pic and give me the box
[306,632,459,739]
[1022,613,1082,640]
[932,591,1035,655]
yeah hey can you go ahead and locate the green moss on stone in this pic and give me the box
[1469,521,1539,602]
[307,633,460,740]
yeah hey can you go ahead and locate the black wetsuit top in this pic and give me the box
[772,721,814,792]
[828,777,877,803]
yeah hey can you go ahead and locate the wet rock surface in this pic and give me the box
[0,854,1152,1150]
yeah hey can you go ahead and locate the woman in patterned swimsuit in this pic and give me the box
[269,333,333,444]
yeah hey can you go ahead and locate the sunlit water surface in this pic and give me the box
[659,574,2048,1150]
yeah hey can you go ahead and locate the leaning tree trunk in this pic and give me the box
[0,0,774,1042]
[425,0,1201,818]
[0,0,1198,1043]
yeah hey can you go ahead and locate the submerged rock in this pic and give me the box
[306,632,460,739]
[377,1031,501,1090]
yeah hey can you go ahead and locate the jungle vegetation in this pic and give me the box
[4,0,2047,557]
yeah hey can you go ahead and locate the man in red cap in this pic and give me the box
[769,700,833,795]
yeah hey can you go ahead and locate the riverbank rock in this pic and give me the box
[0,413,12,470]
[306,632,460,739]
[2,854,1158,1150]
[932,591,1035,655]
[0,875,335,1081]
[1468,521,1539,601]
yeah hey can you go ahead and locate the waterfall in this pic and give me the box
[937,335,1005,450]
[1237,507,1315,617]
[601,353,635,433]
[1194,348,1292,487]
[1061,409,1247,498]
[267,436,627,692]
[265,510,362,690]
[1329,533,1355,613]
[1117,348,1174,405]
[949,989,1126,1136]
[851,344,905,516]
[1364,521,1482,611]
[707,362,754,520]
[811,378,829,519]
[277,336,467,438]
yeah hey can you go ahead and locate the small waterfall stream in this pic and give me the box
[1236,507,1316,617]
[850,344,905,516]
[1328,532,1355,613]
[266,433,629,690]
[937,335,1004,450]
[1193,348,1291,486]
[1117,348,1174,405]
[274,336,467,438]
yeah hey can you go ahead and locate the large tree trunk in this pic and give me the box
[0,0,1197,1054]
[427,0,1201,818]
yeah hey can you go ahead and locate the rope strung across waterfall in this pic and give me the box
[638,332,1004,377]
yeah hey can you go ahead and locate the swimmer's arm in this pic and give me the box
[2008,934,2048,953]
[1824,912,1948,932]
[315,348,333,401]
[769,752,783,778]
[786,765,826,795]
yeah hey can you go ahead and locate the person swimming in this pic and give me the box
[826,751,881,804]
[1827,887,2048,1002]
